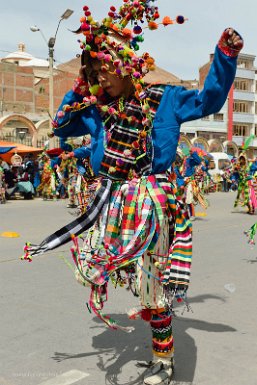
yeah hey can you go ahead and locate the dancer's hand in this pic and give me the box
[223,28,244,50]
[218,28,244,56]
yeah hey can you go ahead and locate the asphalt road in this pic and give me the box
[1,192,257,385]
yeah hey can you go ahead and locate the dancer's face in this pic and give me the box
[91,60,133,98]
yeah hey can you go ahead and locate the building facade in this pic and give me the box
[182,52,257,157]
[0,44,256,158]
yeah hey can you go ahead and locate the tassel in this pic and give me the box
[89,285,134,332]
[244,222,257,245]
[21,242,33,262]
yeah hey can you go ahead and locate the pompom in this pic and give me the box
[57,111,65,118]
[140,308,152,322]
[162,16,173,26]
[133,25,142,35]
[176,15,185,24]
[148,21,158,30]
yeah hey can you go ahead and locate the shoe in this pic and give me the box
[66,203,77,208]
[143,359,174,385]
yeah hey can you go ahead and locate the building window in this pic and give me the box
[237,60,246,68]
[213,113,224,121]
[201,116,209,121]
[233,124,248,136]
[234,79,249,91]
[197,132,210,139]
[237,59,251,69]
[233,101,249,113]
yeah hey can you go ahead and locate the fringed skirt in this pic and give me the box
[26,173,192,330]
[72,173,192,327]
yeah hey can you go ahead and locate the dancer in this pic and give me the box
[37,153,57,200]
[0,159,6,203]
[233,152,257,214]
[59,136,96,212]
[22,2,243,384]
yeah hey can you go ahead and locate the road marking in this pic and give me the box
[38,370,90,385]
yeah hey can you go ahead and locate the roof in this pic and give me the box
[144,66,181,85]
[4,50,34,61]
[58,57,183,85]
[20,58,50,68]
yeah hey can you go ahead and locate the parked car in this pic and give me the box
[208,152,232,176]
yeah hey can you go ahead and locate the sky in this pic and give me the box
[1,0,257,80]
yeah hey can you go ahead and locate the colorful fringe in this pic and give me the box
[22,173,192,330]
[70,174,192,289]
[244,222,257,245]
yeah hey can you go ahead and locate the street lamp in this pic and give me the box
[30,9,74,145]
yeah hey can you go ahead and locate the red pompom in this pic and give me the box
[140,309,152,322]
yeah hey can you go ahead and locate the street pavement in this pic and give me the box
[1,193,257,385]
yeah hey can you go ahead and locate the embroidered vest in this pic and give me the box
[98,85,165,180]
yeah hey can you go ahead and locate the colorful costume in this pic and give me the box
[233,153,257,214]
[37,157,57,200]
[59,138,97,213]
[0,165,6,204]
[22,2,243,384]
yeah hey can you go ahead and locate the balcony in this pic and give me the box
[233,113,255,124]
[236,68,255,79]
[234,91,255,102]
[232,136,257,148]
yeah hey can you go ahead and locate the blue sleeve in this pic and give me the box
[174,46,237,124]
[53,90,103,139]
[73,146,91,159]
[53,90,105,175]
[189,152,202,167]
[174,167,185,187]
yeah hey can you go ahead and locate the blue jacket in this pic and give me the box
[54,46,237,176]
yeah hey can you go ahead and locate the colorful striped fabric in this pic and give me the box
[151,310,174,357]
[98,85,165,180]
[75,173,192,290]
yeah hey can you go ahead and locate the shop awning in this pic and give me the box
[0,146,16,154]
[0,140,43,162]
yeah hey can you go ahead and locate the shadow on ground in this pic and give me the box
[52,294,236,385]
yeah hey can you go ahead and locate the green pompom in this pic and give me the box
[89,84,100,95]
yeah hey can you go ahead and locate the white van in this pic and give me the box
[208,152,232,176]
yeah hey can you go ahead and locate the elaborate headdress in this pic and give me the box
[76,1,187,93]
[51,1,187,136]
